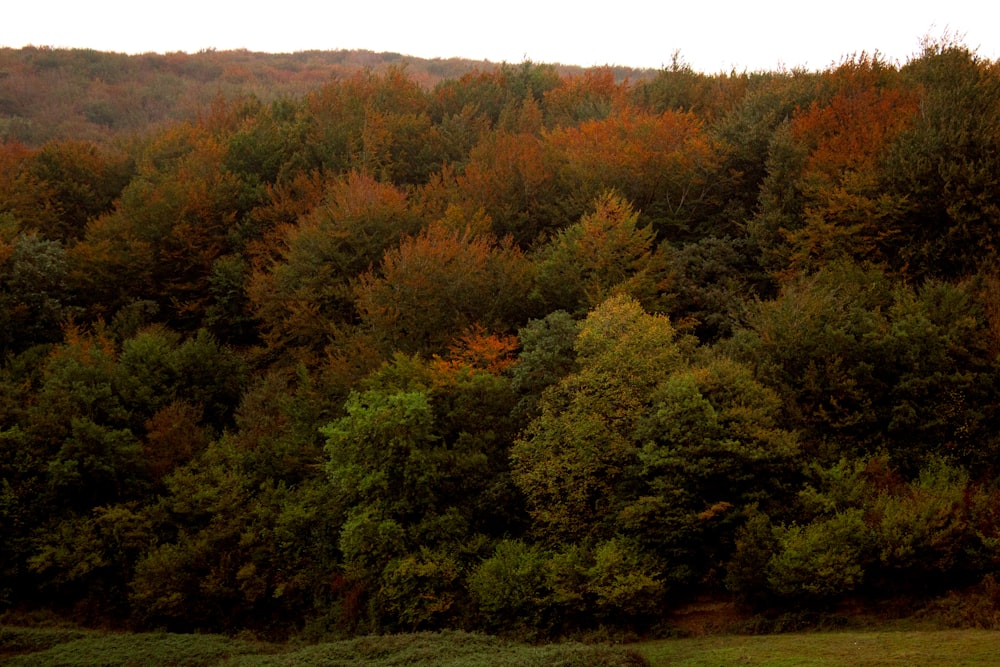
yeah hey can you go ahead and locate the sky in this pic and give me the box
[2,1,998,73]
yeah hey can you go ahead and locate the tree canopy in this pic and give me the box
[3,42,1000,639]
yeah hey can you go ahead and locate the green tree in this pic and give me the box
[509,310,581,421]
[130,362,346,634]
[28,503,156,621]
[430,61,560,131]
[729,456,989,606]
[659,236,761,342]
[882,41,1000,279]
[531,192,662,316]
[321,349,522,630]
[513,295,799,593]
[3,323,246,618]
[711,69,821,239]
[730,263,1000,472]
[766,508,873,602]
[728,262,895,460]
[0,231,75,354]
[468,539,550,632]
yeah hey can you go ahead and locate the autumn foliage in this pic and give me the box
[3,42,1000,639]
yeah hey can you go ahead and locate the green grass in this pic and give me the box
[0,627,646,666]
[0,626,91,656]
[632,629,1000,667]
[0,626,265,666]
[6,625,1000,667]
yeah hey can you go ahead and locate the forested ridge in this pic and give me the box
[0,46,618,146]
[3,39,1000,639]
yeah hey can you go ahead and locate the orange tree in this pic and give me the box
[355,210,533,357]
[545,107,724,242]
[749,56,918,279]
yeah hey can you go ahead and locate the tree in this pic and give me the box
[766,508,872,602]
[321,350,522,630]
[545,107,723,242]
[68,123,258,328]
[128,364,347,633]
[542,67,627,128]
[509,310,581,421]
[27,503,157,622]
[355,211,533,356]
[659,235,761,343]
[19,139,134,242]
[512,295,798,591]
[710,69,823,235]
[727,456,988,606]
[297,67,443,185]
[15,323,243,527]
[531,192,662,316]
[0,141,60,237]
[728,262,895,460]
[249,171,422,355]
[0,231,75,354]
[453,129,561,246]
[730,263,1000,472]
[431,61,560,131]
[748,56,918,278]
[632,56,746,119]
[880,41,1000,279]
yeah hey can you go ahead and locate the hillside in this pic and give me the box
[0,47,647,145]
[2,40,1000,641]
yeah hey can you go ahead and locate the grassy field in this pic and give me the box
[0,626,645,666]
[4,625,1000,666]
[632,629,1000,666]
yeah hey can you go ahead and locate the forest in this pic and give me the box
[2,38,1000,641]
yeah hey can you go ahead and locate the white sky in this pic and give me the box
[2,1,997,73]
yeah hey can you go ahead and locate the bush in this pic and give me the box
[767,509,873,602]
[915,575,1000,629]
[468,539,550,631]
[725,509,779,606]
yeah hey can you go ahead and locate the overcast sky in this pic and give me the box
[2,1,997,73]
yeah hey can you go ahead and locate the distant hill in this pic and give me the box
[0,46,653,145]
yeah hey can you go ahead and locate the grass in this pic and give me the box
[0,626,265,666]
[5,624,1000,667]
[0,627,645,666]
[632,629,1000,666]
